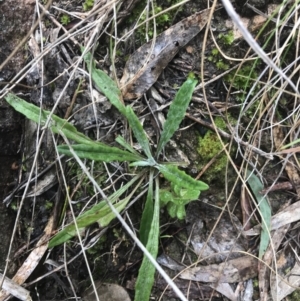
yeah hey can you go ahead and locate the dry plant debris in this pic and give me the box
[120,8,211,100]
[1,0,300,300]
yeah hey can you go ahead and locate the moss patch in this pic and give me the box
[197,116,235,184]
[126,0,183,44]
[224,63,261,102]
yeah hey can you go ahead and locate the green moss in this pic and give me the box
[87,234,107,255]
[45,201,53,210]
[60,14,71,25]
[197,116,235,184]
[224,63,261,115]
[10,200,18,211]
[253,278,259,288]
[216,60,229,70]
[208,31,258,90]
[218,31,234,46]
[207,32,234,70]
[126,0,183,44]
[83,0,94,11]
[211,48,219,56]
[208,48,229,70]
[290,290,300,300]
[224,64,259,96]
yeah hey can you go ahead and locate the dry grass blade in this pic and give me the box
[0,274,31,301]
[0,217,54,301]
[221,0,299,94]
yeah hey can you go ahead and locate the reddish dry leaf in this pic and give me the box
[120,8,211,100]
[240,184,254,231]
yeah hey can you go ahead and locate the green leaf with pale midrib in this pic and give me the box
[139,172,154,245]
[157,164,209,191]
[245,169,271,258]
[115,135,141,156]
[83,51,126,116]
[134,178,160,301]
[156,76,198,156]
[49,198,129,247]
[57,144,143,162]
[84,51,154,160]
[5,93,94,145]
[125,106,153,159]
[49,175,142,247]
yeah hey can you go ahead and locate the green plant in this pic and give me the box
[226,65,259,91]
[60,14,71,25]
[218,31,234,46]
[160,182,201,219]
[245,169,271,259]
[197,116,236,183]
[127,0,182,43]
[83,0,94,11]
[208,48,229,70]
[216,60,229,70]
[224,64,260,102]
[5,51,208,301]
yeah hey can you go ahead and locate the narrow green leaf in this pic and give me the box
[57,144,143,162]
[156,77,197,156]
[246,169,271,258]
[49,198,129,248]
[129,157,156,167]
[125,106,153,159]
[129,160,155,167]
[83,51,126,115]
[83,51,155,160]
[5,93,94,145]
[49,175,142,247]
[139,172,154,245]
[157,164,209,191]
[134,178,160,301]
[115,135,141,156]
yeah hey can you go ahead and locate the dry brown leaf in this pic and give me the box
[210,283,237,301]
[273,124,300,196]
[120,8,211,100]
[180,255,258,283]
[257,117,300,300]
[240,184,254,231]
[270,260,300,300]
[258,222,291,301]
[243,200,300,236]
[83,281,131,301]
